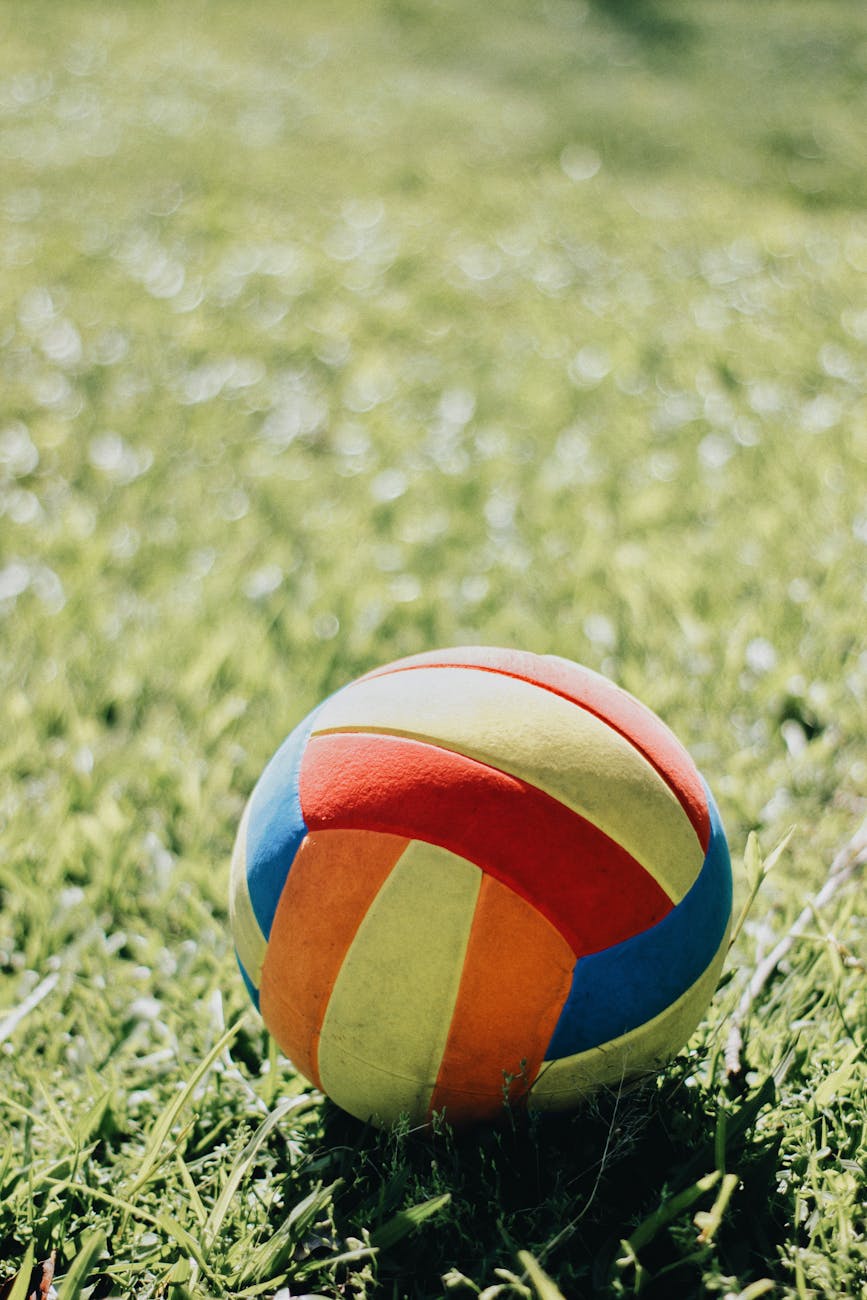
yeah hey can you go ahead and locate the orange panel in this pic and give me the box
[259,829,408,1088]
[428,874,575,1124]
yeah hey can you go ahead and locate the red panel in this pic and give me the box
[260,829,409,1088]
[362,647,710,851]
[299,732,671,959]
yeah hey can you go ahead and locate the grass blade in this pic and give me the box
[812,1041,864,1112]
[204,1094,314,1249]
[673,1076,777,1190]
[370,1192,451,1250]
[694,1171,739,1245]
[3,1244,35,1300]
[233,1179,342,1286]
[155,1211,210,1271]
[127,1020,242,1195]
[57,1229,106,1300]
[43,1178,218,1284]
[615,1170,721,1275]
[517,1249,568,1300]
[729,827,795,950]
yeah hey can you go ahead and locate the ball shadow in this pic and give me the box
[306,1061,791,1297]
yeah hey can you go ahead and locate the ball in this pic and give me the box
[229,646,732,1127]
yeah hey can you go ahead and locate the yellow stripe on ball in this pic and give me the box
[317,839,481,1125]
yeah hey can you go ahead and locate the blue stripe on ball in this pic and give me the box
[544,780,731,1059]
[245,706,319,938]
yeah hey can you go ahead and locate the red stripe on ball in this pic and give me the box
[299,731,672,958]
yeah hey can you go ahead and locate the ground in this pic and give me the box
[0,1,865,1296]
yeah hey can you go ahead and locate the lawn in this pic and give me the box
[0,0,865,1295]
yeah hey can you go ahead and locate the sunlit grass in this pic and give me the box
[1,0,865,1295]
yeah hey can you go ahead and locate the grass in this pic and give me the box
[0,0,865,1294]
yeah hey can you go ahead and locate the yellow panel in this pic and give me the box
[315,666,701,900]
[317,840,481,1126]
[527,929,729,1110]
[228,798,268,988]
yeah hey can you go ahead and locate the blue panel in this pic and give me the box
[545,780,731,1059]
[236,950,260,1011]
[245,706,319,938]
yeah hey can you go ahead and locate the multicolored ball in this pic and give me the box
[229,647,732,1127]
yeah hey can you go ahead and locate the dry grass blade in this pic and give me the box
[0,976,59,1046]
[725,819,867,1077]
[0,1249,55,1300]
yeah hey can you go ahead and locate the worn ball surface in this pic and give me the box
[230,647,732,1127]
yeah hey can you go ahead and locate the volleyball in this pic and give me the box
[229,647,732,1127]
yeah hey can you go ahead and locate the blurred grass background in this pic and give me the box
[0,1,865,1296]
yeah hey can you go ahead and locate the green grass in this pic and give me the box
[1,0,865,1295]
